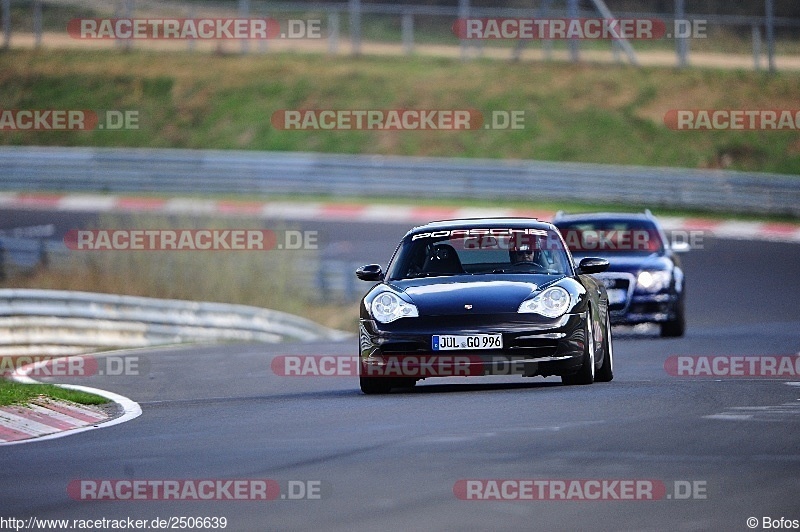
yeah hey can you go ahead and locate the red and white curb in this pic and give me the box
[1,354,142,446]
[0,397,108,443]
[1,192,799,243]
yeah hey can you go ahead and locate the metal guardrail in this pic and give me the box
[0,289,350,354]
[1,146,798,216]
[0,237,68,279]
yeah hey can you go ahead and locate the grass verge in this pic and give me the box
[0,381,107,407]
[0,49,798,174]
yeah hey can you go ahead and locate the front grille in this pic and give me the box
[594,272,636,313]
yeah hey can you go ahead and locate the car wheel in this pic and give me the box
[660,297,686,338]
[360,376,393,395]
[562,310,596,386]
[595,310,614,382]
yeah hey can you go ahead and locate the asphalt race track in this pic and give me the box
[1,209,799,531]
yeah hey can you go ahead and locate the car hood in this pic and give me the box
[388,276,559,315]
[573,253,672,274]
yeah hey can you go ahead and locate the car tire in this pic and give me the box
[360,376,393,395]
[660,297,686,338]
[562,310,596,386]
[595,310,614,382]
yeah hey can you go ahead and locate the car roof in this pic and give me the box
[405,217,554,237]
[553,212,656,224]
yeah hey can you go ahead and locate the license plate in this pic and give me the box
[432,334,502,351]
[607,288,627,305]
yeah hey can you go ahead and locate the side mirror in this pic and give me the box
[670,241,691,254]
[356,264,384,282]
[576,257,609,275]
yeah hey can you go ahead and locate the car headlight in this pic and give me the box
[636,270,671,292]
[518,286,571,318]
[370,291,419,323]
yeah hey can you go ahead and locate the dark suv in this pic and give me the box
[553,210,687,337]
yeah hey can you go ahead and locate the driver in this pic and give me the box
[509,243,539,265]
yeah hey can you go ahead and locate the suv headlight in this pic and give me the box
[636,270,671,292]
[370,291,419,323]
[518,286,571,318]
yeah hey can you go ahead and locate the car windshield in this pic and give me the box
[556,220,664,256]
[386,227,572,280]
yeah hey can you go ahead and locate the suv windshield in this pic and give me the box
[556,220,664,256]
[386,228,572,280]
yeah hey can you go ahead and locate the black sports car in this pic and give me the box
[553,210,687,337]
[355,218,614,394]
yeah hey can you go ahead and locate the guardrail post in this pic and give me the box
[317,262,330,301]
[0,242,6,282]
[2,0,10,49]
[349,0,361,56]
[38,239,49,269]
[401,12,413,55]
[328,11,340,54]
[343,262,357,302]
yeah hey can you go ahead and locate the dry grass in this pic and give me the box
[2,213,359,332]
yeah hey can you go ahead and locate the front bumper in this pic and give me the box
[359,312,587,379]
[610,292,680,325]
[596,271,681,325]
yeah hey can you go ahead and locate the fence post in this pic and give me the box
[119,0,132,52]
[675,0,688,68]
[2,0,10,49]
[567,0,579,62]
[187,5,196,53]
[538,0,552,61]
[765,0,775,73]
[328,11,340,54]
[752,24,762,71]
[258,6,268,54]
[238,0,250,55]
[33,0,42,48]
[458,0,469,60]
[401,12,413,55]
[349,0,361,56]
